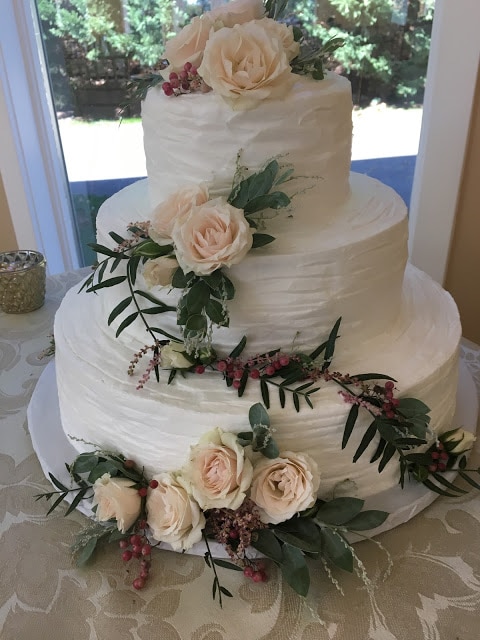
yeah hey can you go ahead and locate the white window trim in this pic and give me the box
[0,0,478,279]
[0,0,79,274]
[408,0,480,284]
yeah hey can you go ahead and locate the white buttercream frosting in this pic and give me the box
[142,72,352,210]
[54,176,461,500]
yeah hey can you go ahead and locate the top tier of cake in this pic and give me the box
[142,72,353,211]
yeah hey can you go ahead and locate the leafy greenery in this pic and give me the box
[287,0,435,104]
[251,496,388,596]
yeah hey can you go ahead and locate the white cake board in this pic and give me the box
[28,359,478,555]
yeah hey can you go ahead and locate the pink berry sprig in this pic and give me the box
[216,352,292,390]
[380,380,400,419]
[119,531,153,590]
[243,559,268,583]
[427,441,450,473]
[162,62,209,97]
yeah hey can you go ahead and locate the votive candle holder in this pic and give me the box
[0,250,46,313]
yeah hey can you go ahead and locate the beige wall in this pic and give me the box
[0,173,17,252]
[444,65,480,344]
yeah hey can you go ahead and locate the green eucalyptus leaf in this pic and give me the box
[109,231,126,245]
[262,440,280,459]
[251,528,283,563]
[115,312,139,338]
[260,379,270,409]
[46,492,68,516]
[430,473,468,494]
[322,317,342,370]
[274,527,322,553]
[280,543,310,597]
[244,192,290,215]
[89,243,123,259]
[458,470,480,490]
[75,536,100,567]
[229,336,247,359]
[213,559,244,572]
[87,461,122,483]
[422,478,461,498]
[351,373,397,382]
[228,160,279,209]
[251,233,276,249]
[320,528,353,572]
[206,298,227,325]
[186,280,211,315]
[342,403,359,449]
[352,420,379,462]
[71,453,100,474]
[86,275,127,292]
[249,403,270,428]
[344,510,389,531]
[171,267,189,289]
[378,442,398,473]
[132,239,173,258]
[107,297,132,326]
[398,398,431,417]
[48,473,68,492]
[314,497,364,526]
[184,314,207,338]
[64,487,89,516]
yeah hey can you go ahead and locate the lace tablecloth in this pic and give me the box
[1,270,480,640]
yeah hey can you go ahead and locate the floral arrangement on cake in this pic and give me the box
[36,397,477,604]
[128,0,343,111]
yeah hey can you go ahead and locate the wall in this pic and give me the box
[444,66,480,344]
[0,173,17,252]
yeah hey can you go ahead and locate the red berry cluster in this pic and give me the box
[162,62,205,96]
[243,559,268,583]
[428,442,450,473]
[381,380,400,419]
[119,531,152,590]
[216,353,291,390]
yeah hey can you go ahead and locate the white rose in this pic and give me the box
[250,451,320,524]
[161,341,192,369]
[184,428,253,510]
[146,472,205,551]
[149,183,209,245]
[198,21,295,110]
[92,473,142,533]
[258,18,300,62]
[442,428,476,454]
[143,256,179,288]
[171,197,253,275]
[209,0,265,28]
[164,15,213,73]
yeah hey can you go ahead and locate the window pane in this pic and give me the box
[36,0,435,266]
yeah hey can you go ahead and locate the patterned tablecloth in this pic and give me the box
[1,269,480,640]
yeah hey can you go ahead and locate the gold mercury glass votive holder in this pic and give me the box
[0,250,46,313]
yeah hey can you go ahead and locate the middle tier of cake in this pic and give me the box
[96,173,409,356]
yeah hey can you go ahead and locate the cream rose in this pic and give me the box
[161,341,193,369]
[258,18,300,62]
[171,197,253,275]
[164,15,213,73]
[209,0,265,28]
[143,256,179,288]
[198,21,295,110]
[92,473,142,533]
[250,451,320,524]
[184,428,253,510]
[146,472,205,551]
[149,183,209,245]
[442,428,476,454]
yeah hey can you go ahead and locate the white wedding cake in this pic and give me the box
[53,1,461,520]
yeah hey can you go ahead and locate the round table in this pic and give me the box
[1,269,480,640]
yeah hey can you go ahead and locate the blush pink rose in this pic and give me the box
[198,21,295,110]
[171,197,253,275]
[184,428,253,510]
[250,452,320,524]
[164,15,213,73]
[92,473,142,533]
[146,472,205,551]
[149,183,209,245]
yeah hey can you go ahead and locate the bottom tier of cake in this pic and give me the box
[54,261,461,501]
